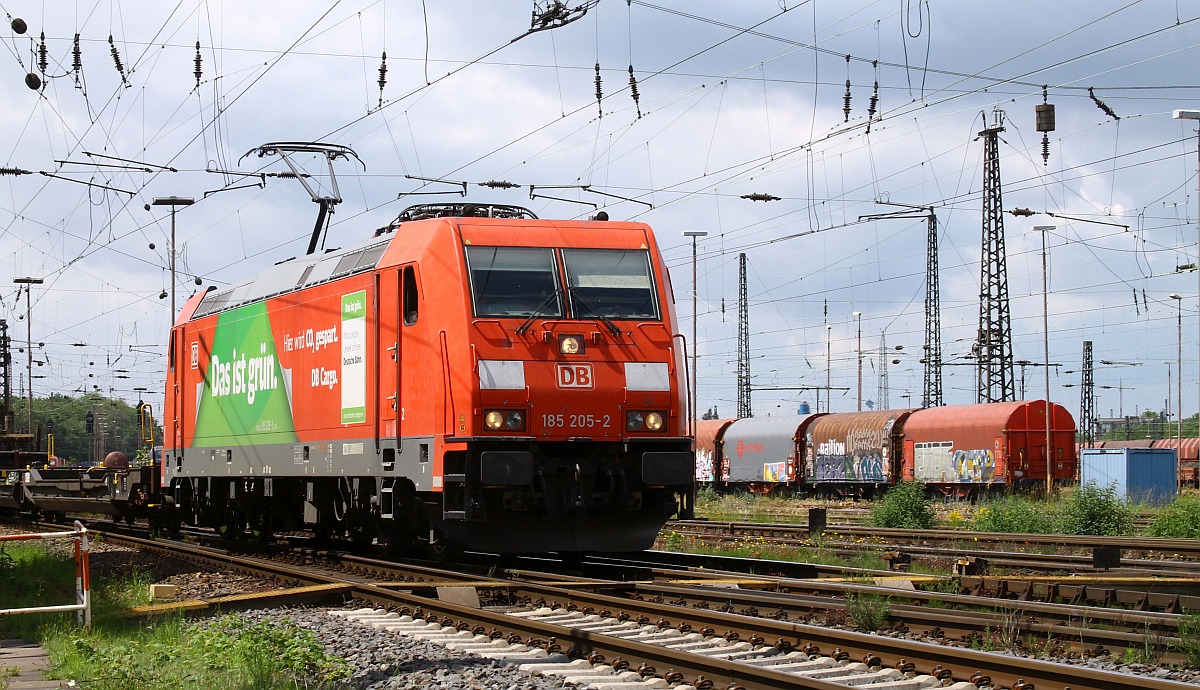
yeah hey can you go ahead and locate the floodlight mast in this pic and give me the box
[1172,109,1200,441]
[682,230,708,432]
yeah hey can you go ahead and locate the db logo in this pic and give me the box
[556,363,594,389]
[190,342,199,369]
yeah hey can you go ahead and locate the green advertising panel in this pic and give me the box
[341,291,367,424]
[193,301,297,446]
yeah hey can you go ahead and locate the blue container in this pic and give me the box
[1079,448,1178,505]
[798,402,811,414]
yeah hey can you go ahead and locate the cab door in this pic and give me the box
[376,268,401,447]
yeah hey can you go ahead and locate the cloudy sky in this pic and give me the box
[2,0,1199,433]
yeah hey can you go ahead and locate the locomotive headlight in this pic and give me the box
[558,334,584,355]
[626,410,666,432]
[504,410,525,430]
[484,409,526,432]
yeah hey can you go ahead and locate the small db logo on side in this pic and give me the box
[556,363,594,389]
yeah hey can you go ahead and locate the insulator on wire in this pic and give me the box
[38,31,47,74]
[194,41,202,89]
[628,64,641,118]
[377,52,388,108]
[868,81,878,119]
[72,33,82,84]
[108,35,129,87]
[1036,86,1055,166]
[843,79,851,122]
[1088,86,1118,121]
[842,54,851,122]
[594,62,603,117]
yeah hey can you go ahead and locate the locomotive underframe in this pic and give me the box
[170,437,693,553]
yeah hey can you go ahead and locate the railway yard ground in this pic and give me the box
[2,489,1199,690]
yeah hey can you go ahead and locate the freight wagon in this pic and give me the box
[803,408,916,497]
[712,414,821,493]
[698,400,1078,497]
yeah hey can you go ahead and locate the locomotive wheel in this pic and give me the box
[250,513,274,543]
[344,508,375,547]
[557,551,584,568]
[429,537,463,563]
[218,510,245,540]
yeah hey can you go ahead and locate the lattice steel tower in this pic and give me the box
[923,211,943,407]
[1080,340,1095,447]
[737,252,752,417]
[877,330,889,410]
[0,319,9,433]
[976,111,1016,403]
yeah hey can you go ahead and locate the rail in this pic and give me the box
[0,520,91,627]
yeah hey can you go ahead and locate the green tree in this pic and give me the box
[14,393,162,466]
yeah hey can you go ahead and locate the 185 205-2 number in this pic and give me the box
[541,413,611,429]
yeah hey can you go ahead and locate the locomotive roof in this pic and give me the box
[192,234,390,319]
[189,210,654,320]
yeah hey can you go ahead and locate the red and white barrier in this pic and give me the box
[0,520,91,627]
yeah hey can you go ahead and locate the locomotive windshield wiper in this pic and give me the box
[515,290,562,335]
[568,286,622,337]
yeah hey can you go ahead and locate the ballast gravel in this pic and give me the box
[234,607,576,690]
[230,605,1200,689]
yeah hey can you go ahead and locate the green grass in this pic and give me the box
[42,614,351,690]
[845,593,890,631]
[0,540,350,690]
[972,495,1057,533]
[0,541,81,640]
[1145,496,1200,538]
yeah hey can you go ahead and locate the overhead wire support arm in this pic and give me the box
[582,186,653,210]
[402,175,468,197]
[203,168,267,198]
[37,172,134,196]
[528,184,597,209]
[55,160,153,173]
[241,142,365,255]
[83,152,178,172]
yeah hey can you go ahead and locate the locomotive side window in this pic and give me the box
[563,249,660,320]
[403,266,418,325]
[465,246,562,318]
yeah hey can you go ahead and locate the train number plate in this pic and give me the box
[541,413,611,429]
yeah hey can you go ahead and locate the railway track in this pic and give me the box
[668,519,1200,562]
[52,523,1194,690]
[662,520,1200,613]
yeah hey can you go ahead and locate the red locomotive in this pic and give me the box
[162,203,694,556]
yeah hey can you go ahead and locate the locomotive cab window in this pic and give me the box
[563,249,660,320]
[465,246,562,318]
[403,265,418,325]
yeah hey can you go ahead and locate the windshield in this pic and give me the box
[563,249,660,320]
[466,246,563,317]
